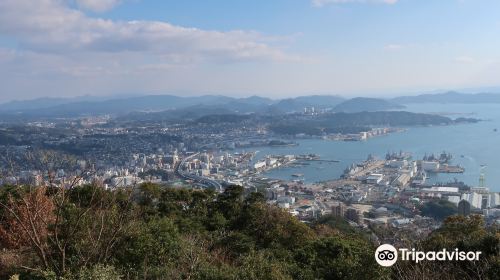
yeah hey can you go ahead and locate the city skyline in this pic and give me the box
[1,0,500,102]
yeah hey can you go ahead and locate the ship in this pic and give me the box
[297,154,320,160]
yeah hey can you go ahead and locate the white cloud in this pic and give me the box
[0,0,304,101]
[75,0,121,12]
[384,44,403,51]
[312,0,398,7]
[0,0,296,62]
[454,56,476,63]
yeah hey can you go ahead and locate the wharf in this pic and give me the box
[437,165,465,173]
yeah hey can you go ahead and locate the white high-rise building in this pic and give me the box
[461,192,483,209]
[488,193,500,208]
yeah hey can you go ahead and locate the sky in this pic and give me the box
[1,0,500,102]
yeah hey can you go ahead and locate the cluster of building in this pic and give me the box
[324,127,402,141]
[1,116,499,245]
[256,151,499,245]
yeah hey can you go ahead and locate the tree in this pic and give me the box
[134,182,162,218]
[216,185,244,222]
[294,235,386,280]
[0,184,135,276]
[75,264,122,280]
[237,250,293,280]
[114,217,180,279]
[395,215,500,280]
[2,181,495,280]
[0,186,55,269]
[420,200,457,221]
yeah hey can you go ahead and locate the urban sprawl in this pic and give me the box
[1,111,498,248]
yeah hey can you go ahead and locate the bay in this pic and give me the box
[251,104,500,192]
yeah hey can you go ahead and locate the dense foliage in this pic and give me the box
[420,200,458,221]
[0,184,384,279]
[269,111,459,136]
[394,215,500,280]
[323,111,453,126]
[0,184,498,280]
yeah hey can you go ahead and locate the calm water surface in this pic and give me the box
[248,104,500,191]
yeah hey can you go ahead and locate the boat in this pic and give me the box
[292,173,304,177]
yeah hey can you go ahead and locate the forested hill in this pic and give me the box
[333,97,405,112]
[269,111,477,136]
[0,184,384,279]
[0,184,498,279]
[325,111,453,126]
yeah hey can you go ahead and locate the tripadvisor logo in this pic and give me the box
[375,244,482,267]
[375,244,398,267]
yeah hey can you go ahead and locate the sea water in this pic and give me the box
[254,103,500,191]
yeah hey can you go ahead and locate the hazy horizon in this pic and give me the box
[3,88,500,105]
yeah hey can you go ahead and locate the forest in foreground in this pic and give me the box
[0,184,498,280]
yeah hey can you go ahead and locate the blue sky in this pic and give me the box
[0,0,499,102]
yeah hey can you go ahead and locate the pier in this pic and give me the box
[437,165,465,173]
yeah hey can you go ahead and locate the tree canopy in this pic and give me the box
[0,184,498,280]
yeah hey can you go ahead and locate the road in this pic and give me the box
[175,153,223,192]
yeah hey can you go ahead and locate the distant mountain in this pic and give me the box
[47,95,236,115]
[268,111,466,136]
[0,94,345,118]
[268,95,345,113]
[392,91,500,104]
[333,97,404,113]
[120,104,240,122]
[5,91,500,118]
[0,95,237,117]
[292,95,345,107]
[268,99,305,113]
[235,96,274,105]
[221,96,275,113]
[0,96,111,112]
